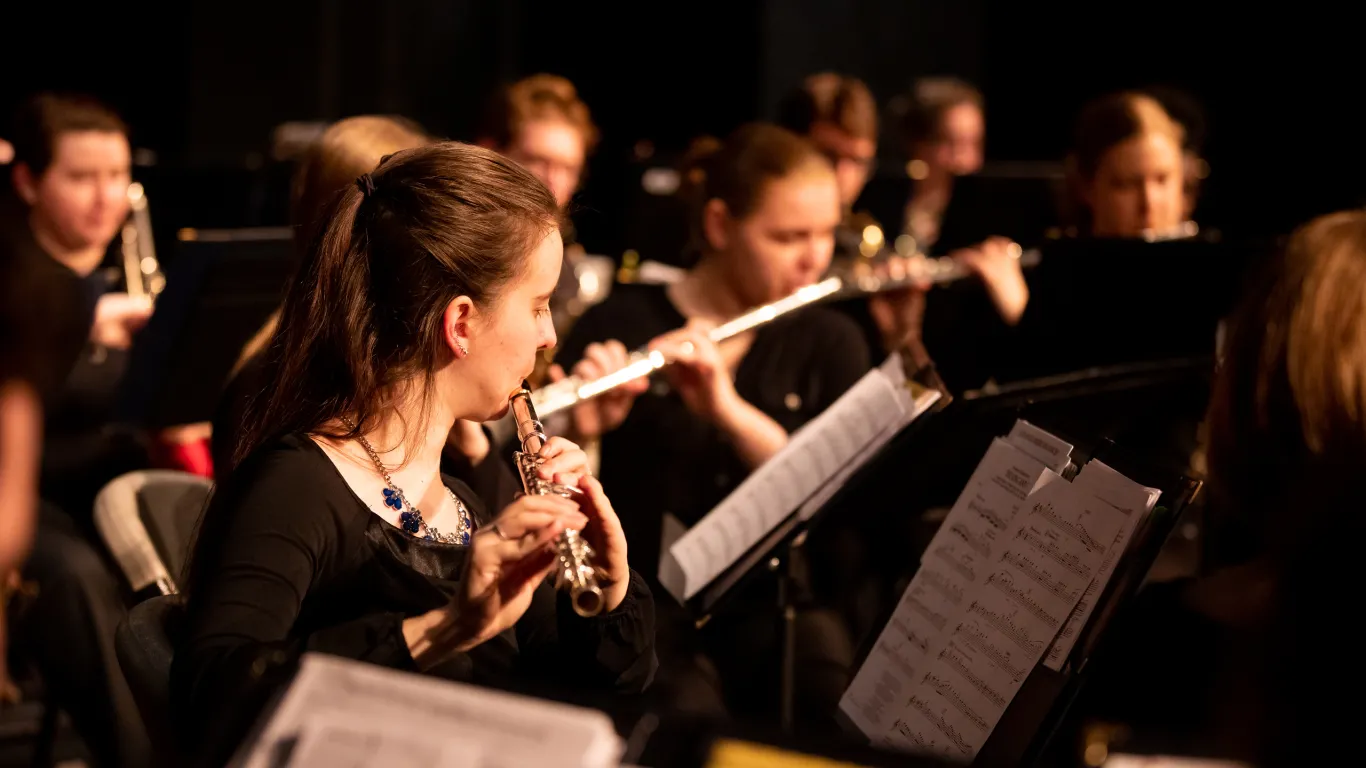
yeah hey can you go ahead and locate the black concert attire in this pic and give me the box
[0,198,152,768]
[174,433,657,765]
[556,282,871,721]
[211,352,521,509]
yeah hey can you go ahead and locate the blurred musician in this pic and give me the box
[775,73,879,217]
[214,115,431,482]
[776,74,936,361]
[0,260,48,705]
[478,74,612,348]
[555,123,870,718]
[175,144,656,764]
[864,77,986,250]
[1077,211,1366,766]
[1,92,151,767]
[1066,91,1192,240]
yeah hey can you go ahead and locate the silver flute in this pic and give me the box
[509,381,606,617]
[530,246,1039,417]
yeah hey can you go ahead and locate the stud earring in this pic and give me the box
[456,340,469,358]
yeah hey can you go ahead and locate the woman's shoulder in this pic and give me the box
[222,433,372,530]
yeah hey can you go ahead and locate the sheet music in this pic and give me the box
[1042,461,1161,670]
[1006,420,1075,473]
[838,435,1059,739]
[660,354,939,602]
[231,654,622,768]
[879,477,1128,761]
[288,711,482,768]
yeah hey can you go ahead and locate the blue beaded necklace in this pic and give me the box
[347,422,473,546]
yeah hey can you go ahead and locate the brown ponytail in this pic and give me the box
[233,142,561,466]
[677,123,830,253]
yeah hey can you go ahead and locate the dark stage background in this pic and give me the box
[3,0,1361,255]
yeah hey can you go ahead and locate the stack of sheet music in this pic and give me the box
[839,421,1160,762]
[230,654,624,768]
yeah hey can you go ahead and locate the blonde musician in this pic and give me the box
[1067,92,1192,240]
[174,144,657,764]
[214,115,431,482]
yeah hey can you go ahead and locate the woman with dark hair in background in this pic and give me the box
[174,143,657,765]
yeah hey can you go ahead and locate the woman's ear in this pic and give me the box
[443,296,477,359]
[702,198,731,253]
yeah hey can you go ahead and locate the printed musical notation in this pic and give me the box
[906,696,975,757]
[1001,550,1079,603]
[967,498,1008,531]
[956,619,1026,681]
[1042,461,1159,670]
[1015,526,1090,578]
[985,571,1058,629]
[931,544,977,582]
[925,674,989,732]
[921,569,965,607]
[906,589,949,632]
[967,601,1043,655]
[948,522,991,558]
[870,468,1128,760]
[938,642,1007,708]
[1032,500,1104,553]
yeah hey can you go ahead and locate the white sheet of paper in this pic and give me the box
[660,354,936,602]
[288,711,482,768]
[1042,460,1161,670]
[1006,420,1074,474]
[839,437,1056,740]
[231,654,622,768]
[880,477,1128,762]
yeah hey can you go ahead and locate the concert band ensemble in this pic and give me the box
[0,29,1360,768]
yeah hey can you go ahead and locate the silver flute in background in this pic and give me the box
[530,245,1040,418]
[508,381,606,617]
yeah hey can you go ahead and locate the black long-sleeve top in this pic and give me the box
[172,432,656,764]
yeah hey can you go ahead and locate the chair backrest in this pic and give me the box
[94,469,214,595]
[116,594,185,762]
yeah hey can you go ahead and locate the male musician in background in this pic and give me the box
[776,74,941,364]
[776,73,879,216]
[1,92,152,768]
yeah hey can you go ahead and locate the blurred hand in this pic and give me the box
[867,255,932,354]
[954,237,1029,325]
[551,340,648,442]
[649,320,738,424]
[91,293,153,350]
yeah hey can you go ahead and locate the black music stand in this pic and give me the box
[118,228,296,429]
[676,360,953,732]
[832,361,1207,767]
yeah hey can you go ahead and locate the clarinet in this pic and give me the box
[508,381,606,617]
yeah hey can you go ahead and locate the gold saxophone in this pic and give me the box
[508,381,606,617]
